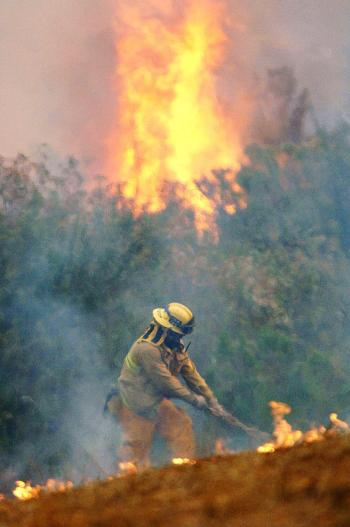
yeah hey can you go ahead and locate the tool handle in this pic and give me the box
[207,407,269,441]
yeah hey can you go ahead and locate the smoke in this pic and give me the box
[0,256,119,485]
[0,0,115,173]
[0,0,350,172]
[227,0,350,125]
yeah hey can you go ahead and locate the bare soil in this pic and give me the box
[1,434,350,527]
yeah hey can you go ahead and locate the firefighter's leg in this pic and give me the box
[156,399,196,458]
[108,396,155,469]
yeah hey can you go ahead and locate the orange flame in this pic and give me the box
[257,401,349,454]
[13,480,41,501]
[329,412,350,431]
[107,0,248,233]
[118,461,138,475]
[12,479,73,501]
[172,457,196,465]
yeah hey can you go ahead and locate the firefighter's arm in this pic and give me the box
[181,359,215,401]
[181,359,227,415]
[138,348,203,406]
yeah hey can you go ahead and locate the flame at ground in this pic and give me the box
[12,479,73,501]
[107,0,248,233]
[10,402,350,501]
[118,458,196,476]
[13,480,41,500]
[329,412,350,431]
[172,457,196,465]
[118,461,138,475]
[257,401,349,453]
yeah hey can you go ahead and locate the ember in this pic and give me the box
[172,457,196,465]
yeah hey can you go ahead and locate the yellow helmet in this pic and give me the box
[152,303,195,335]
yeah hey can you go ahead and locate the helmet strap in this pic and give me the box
[139,323,167,346]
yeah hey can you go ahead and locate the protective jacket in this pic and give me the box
[118,338,214,418]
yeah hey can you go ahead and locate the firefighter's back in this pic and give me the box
[118,340,164,417]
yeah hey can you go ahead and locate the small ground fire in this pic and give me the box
[8,401,349,503]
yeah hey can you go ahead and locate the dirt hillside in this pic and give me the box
[1,434,350,527]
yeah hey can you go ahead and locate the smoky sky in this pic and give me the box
[0,0,116,172]
[0,0,349,173]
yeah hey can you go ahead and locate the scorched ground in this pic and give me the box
[1,433,350,527]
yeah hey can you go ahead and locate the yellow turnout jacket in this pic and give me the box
[118,339,214,418]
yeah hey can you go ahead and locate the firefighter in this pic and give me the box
[105,302,223,469]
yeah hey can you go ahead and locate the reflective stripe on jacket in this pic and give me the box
[117,340,214,418]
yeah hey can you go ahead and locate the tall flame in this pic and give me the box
[107,0,247,232]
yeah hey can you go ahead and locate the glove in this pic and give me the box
[192,395,208,410]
